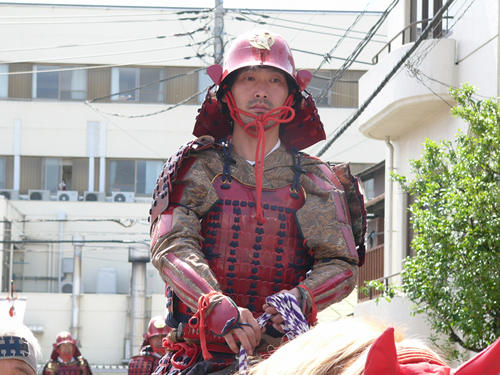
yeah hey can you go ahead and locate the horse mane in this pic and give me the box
[245,317,447,375]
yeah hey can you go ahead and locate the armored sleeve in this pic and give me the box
[42,361,58,375]
[295,161,359,314]
[79,357,93,375]
[150,156,222,310]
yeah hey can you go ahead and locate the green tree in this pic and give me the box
[392,84,499,356]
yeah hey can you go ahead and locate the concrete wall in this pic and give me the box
[4,199,165,295]
[23,292,164,366]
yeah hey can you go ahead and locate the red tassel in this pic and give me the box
[188,291,222,360]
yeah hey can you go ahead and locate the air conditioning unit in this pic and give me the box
[28,189,50,201]
[61,282,73,294]
[112,191,135,203]
[57,190,78,201]
[84,191,105,202]
[0,189,19,200]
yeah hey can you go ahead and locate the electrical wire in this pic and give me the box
[314,1,371,73]
[229,12,386,43]
[0,8,212,20]
[0,13,211,25]
[316,0,399,103]
[291,47,373,65]
[316,0,457,157]
[13,218,147,226]
[0,35,188,54]
[87,66,204,103]
[4,42,205,66]
[85,86,208,119]
[0,54,207,76]
[235,9,387,38]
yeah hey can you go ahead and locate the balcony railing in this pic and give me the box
[372,16,452,64]
[357,244,384,301]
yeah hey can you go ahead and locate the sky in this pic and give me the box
[0,0,394,12]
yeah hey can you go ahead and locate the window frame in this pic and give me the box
[107,158,163,196]
[110,67,166,104]
[32,64,88,101]
[0,64,8,98]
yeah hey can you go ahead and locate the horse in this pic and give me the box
[242,317,500,375]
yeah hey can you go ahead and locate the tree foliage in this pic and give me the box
[392,84,499,355]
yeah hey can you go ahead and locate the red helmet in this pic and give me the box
[145,316,170,339]
[53,331,76,348]
[194,30,325,151]
[207,30,312,92]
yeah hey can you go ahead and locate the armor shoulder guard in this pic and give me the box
[303,157,367,266]
[149,136,218,230]
[128,354,156,375]
[43,360,59,374]
[329,162,367,266]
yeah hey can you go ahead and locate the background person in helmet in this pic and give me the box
[128,316,170,375]
[42,331,92,375]
[149,30,365,374]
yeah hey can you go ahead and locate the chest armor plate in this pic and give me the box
[196,175,311,315]
[128,355,157,375]
[54,362,84,375]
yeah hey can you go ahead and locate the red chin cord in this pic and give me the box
[225,91,295,223]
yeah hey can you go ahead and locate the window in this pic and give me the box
[108,159,163,195]
[109,160,135,193]
[111,67,165,103]
[32,65,87,100]
[136,160,163,195]
[42,158,62,193]
[61,69,87,100]
[363,178,375,201]
[0,157,6,188]
[308,69,365,108]
[41,158,82,192]
[0,65,8,98]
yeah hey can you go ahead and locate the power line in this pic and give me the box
[0,238,150,247]
[0,8,212,20]
[236,9,387,38]
[229,12,386,43]
[0,33,204,54]
[85,86,208,119]
[291,47,373,65]
[0,55,206,76]
[316,0,399,103]
[314,2,370,73]
[0,13,211,25]
[88,67,204,103]
[316,0,456,158]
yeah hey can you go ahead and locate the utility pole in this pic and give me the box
[214,0,224,64]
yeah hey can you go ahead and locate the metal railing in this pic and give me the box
[371,16,451,64]
[357,244,384,301]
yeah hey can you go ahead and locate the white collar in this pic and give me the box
[246,139,281,166]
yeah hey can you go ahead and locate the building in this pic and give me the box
[0,2,388,368]
[354,0,499,341]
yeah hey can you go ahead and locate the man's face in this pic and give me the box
[0,359,35,375]
[149,334,166,349]
[57,342,75,361]
[150,334,167,355]
[228,67,289,127]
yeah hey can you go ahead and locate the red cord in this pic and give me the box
[188,290,222,360]
[225,92,295,224]
[163,339,200,370]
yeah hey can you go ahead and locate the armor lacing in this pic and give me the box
[225,91,295,224]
